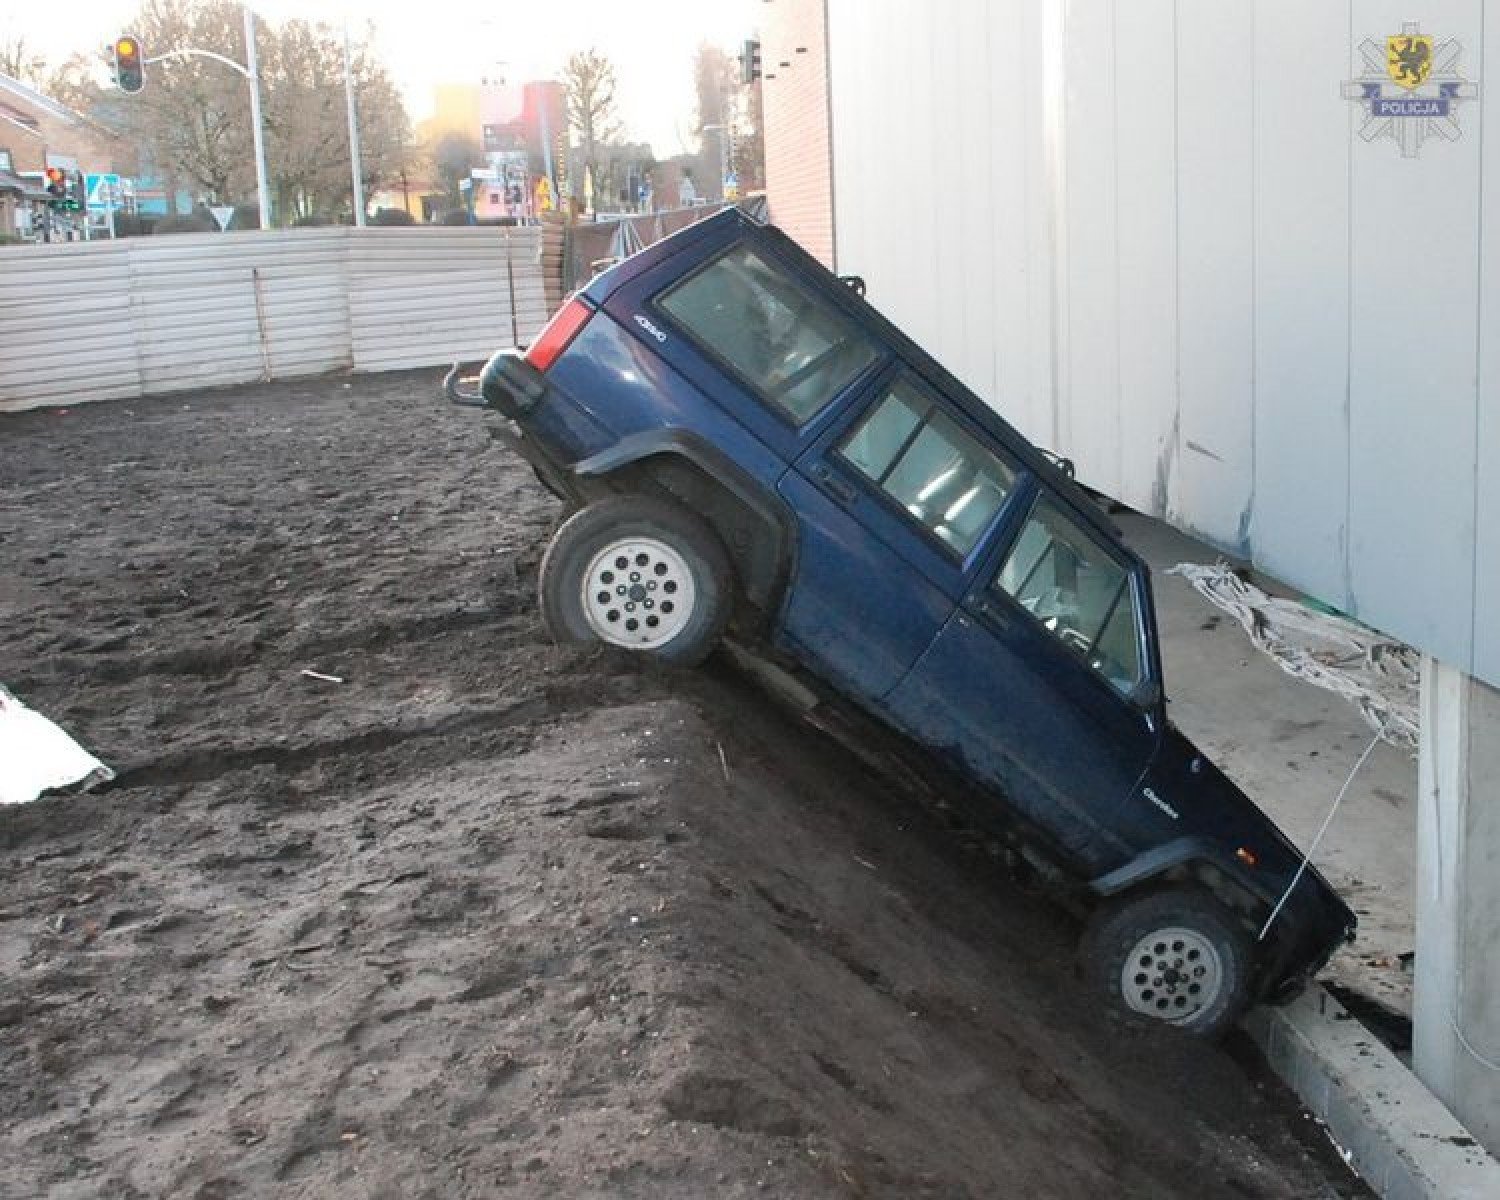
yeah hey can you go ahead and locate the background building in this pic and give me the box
[0,71,132,240]
[760,0,1500,1158]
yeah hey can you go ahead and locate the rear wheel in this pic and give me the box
[539,494,733,666]
[1082,887,1252,1039]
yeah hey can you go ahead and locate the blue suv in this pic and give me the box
[450,209,1355,1037]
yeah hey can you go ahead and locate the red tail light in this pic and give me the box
[525,298,593,372]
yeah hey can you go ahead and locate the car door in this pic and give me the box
[883,488,1163,870]
[775,371,1026,704]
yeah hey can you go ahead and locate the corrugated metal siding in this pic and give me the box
[128,232,272,394]
[826,0,1498,686]
[348,227,547,373]
[0,240,141,409]
[1,226,548,414]
[1476,9,1500,687]
[243,229,350,379]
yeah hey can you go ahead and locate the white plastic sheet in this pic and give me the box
[0,686,115,805]
[1168,563,1420,752]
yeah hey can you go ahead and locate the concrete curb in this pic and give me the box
[1244,987,1500,1199]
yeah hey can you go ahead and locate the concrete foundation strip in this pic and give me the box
[1244,987,1500,1198]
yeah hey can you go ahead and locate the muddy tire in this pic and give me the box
[539,494,733,666]
[1082,887,1252,1039]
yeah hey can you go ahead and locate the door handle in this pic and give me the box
[810,463,858,507]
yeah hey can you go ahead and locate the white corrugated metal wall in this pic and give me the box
[826,0,1498,689]
[348,226,547,373]
[0,226,546,414]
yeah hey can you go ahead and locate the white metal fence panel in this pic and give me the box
[241,229,350,379]
[347,227,547,373]
[128,232,274,394]
[0,240,140,410]
[0,226,545,415]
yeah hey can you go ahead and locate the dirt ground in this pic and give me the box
[0,374,1369,1199]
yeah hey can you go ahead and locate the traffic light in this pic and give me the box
[113,34,145,94]
[66,171,85,212]
[44,166,66,208]
[739,39,762,85]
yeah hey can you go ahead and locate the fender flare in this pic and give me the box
[1088,837,1276,910]
[571,430,799,611]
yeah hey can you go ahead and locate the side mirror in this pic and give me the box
[838,274,866,297]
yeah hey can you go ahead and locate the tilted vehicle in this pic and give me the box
[448,209,1355,1037]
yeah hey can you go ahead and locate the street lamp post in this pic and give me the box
[342,22,366,226]
[142,5,272,227]
[243,7,272,228]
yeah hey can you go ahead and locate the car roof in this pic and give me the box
[589,208,1131,556]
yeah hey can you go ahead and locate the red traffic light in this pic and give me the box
[114,33,145,94]
[44,166,66,197]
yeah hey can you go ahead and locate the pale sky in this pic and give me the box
[6,1,757,156]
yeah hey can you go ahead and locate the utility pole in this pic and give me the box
[342,22,366,226]
[138,5,273,228]
[243,7,272,228]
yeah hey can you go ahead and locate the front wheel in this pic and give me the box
[538,494,733,666]
[1082,887,1253,1039]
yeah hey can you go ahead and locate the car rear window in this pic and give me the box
[656,244,879,424]
[839,376,1018,556]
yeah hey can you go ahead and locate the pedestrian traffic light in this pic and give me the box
[66,171,85,212]
[44,166,66,205]
[113,35,145,94]
[739,39,762,85]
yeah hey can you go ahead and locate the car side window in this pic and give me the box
[994,495,1145,697]
[838,377,1018,556]
[656,244,879,424]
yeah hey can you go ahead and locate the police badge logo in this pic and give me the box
[1343,22,1480,157]
[1387,33,1433,89]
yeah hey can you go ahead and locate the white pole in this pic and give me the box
[342,23,366,226]
[243,5,272,229]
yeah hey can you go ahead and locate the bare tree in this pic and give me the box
[0,34,48,86]
[693,43,736,136]
[692,43,758,197]
[430,131,480,209]
[261,19,411,221]
[45,1,411,223]
[564,49,622,199]
[737,66,766,192]
[107,0,259,204]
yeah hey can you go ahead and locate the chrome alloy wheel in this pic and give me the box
[1120,926,1225,1023]
[579,536,697,650]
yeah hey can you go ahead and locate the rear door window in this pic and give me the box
[993,495,1145,697]
[838,376,1018,556]
[656,244,879,424]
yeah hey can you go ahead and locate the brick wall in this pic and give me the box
[760,0,835,269]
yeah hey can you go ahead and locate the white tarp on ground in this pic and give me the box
[0,686,114,805]
[1168,563,1420,753]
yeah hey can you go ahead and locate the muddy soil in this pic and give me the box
[0,375,1367,1199]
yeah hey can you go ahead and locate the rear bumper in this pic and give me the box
[449,350,579,504]
[472,350,541,417]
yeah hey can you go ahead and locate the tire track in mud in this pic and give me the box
[106,697,552,790]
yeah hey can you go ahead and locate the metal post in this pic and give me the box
[342,23,366,227]
[539,99,554,192]
[243,5,272,229]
